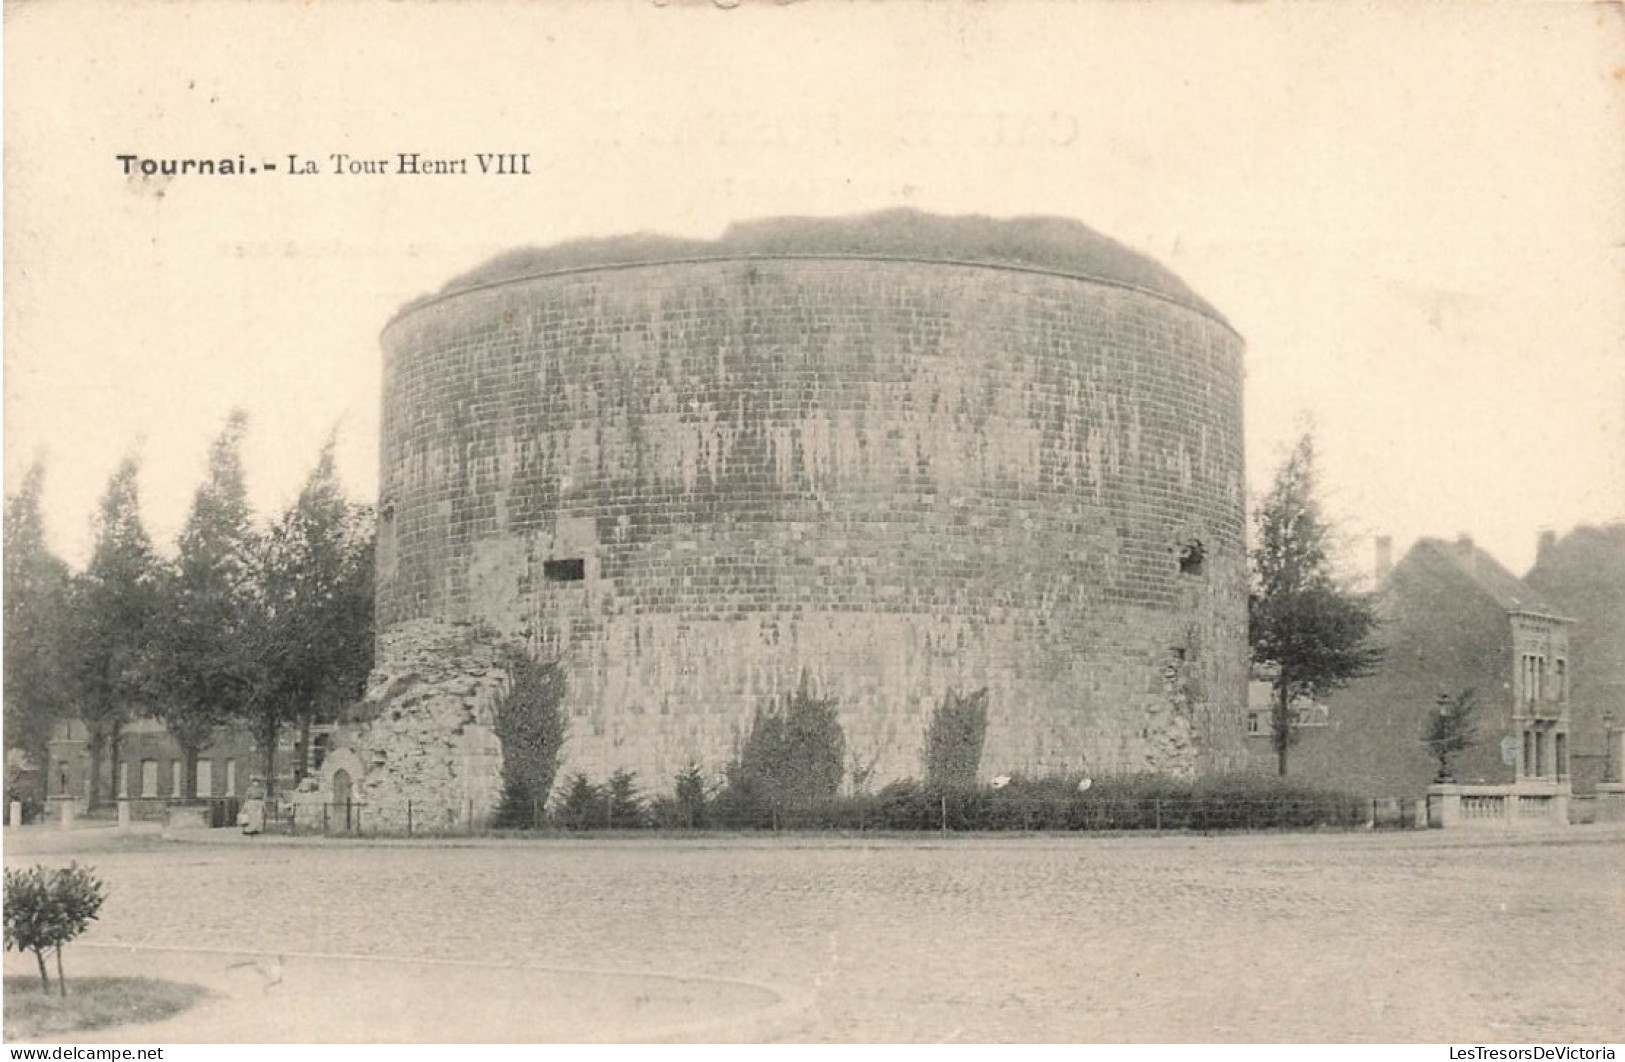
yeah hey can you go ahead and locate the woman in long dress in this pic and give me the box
[239,780,266,836]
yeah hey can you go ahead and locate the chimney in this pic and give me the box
[1537,529,1556,560]
[1456,533,1476,571]
[1374,535,1393,582]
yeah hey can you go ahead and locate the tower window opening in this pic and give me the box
[544,558,586,583]
[1177,539,1205,576]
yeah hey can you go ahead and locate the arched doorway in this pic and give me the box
[332,769,353,831]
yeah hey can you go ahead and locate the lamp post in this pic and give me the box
[1433,693,1456,784]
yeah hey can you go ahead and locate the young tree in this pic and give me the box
[606,769,645,828]
[558,773,603,830]
[4,461,72,808]
[1249,433,1381,776]
[150,412,261,799]
[3,863,107,995]
[64,456,158,808]
[1423,688,1479,783]
[251,438,374,795]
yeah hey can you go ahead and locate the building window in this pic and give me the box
[544,557,586,583]
[1555,733,1568,781]
[171,761,183,799]
[140,759,158,799]
[197,760,214,798]
[1177,539,1205,577]
[225,759,238,796]
[118,761,130,799]
[1246,711,1264,736]
[1553,658,1567,702]
[1520,654,1548,707]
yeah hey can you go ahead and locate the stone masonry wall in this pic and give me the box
[345,619,508,831]
[377,256,1247,796]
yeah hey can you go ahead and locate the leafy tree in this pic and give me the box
[149,412,260,799]
[251,437,375,795]
[1423,688,1479,783]
[493,648,568,828]
[1249,433,1381,776]
[3,863,106,995]
[723,673,844,824]
[64,457,158,808]
[922,686,989,790]
[4,461,72,809]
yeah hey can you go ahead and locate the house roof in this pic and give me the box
[1410,537,1566,618]
[410,208,1226,323]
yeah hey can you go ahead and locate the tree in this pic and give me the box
[4,461,72,809]
[1423,688,1479,783]
[672,763,711,828]
[64,456,158,808]
[606,769,644,828]
[922,686,989,790]
[252,437,375,796]
[3,863,107,996]
[722,673,845,825]
[1249,433,1381,776]
[558,773,603,830]
[493,648,568,828]
[149,412,261,800]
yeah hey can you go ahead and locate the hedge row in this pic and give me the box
[551,772,1366,833]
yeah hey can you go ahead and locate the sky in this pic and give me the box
[5,1,1623,580]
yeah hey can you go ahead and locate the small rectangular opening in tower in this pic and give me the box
[544,557,586,583]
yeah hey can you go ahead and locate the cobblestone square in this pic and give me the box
[6,826,1622,1042]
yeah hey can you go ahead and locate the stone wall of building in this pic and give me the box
[1526,525,1625,794]
[377,240,1247,796]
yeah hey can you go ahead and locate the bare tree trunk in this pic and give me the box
[55,946,66,997]
[183,746,199,801]
[85,729,105,809]
[1274,681,1292,778]
[296,716,312,782]
[259,719,279,801]
[107,717,125,809]
[34,947,50,993]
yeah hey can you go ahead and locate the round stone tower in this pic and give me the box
[375,209,1247,794]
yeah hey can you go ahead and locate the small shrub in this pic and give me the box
[557,773,603,830]
[713,767,775,830]
[3,864,107,996]
[669,763,711,828]
[606,769,645,828]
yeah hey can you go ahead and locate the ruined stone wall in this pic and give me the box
[377,256,1247,793]
[347,619,508,831]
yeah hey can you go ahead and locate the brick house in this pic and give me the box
[1524,523,1625,794]
[1247,535,1573,800]
[44,715,315,818]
